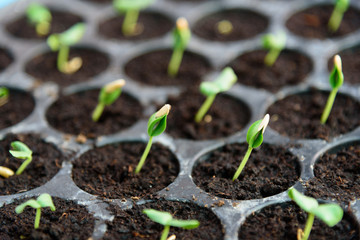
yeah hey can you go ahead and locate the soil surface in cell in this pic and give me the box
[0,48,13,72]
[238,202,359,240]
[0,197,95,240]
[227,49,313,92]
[104,200,224,240]
[72,142,179,199]
[192,143,300,200]
[168,0,209,2]
[286,5,360,39]
[46,89,142,138]
[0,134,64,195]
[267,89,360,140]
[25,48,109,87]
[193,9,268,41]
[82,0,111,3]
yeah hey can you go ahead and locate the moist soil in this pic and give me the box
[0,197,95,240]
[25,48,109,87]
[267,89,360,140]
[0,134,64,195]
[227,49,313,92]
[0,48,13,72]
[104,200,224,240]
[286,5,360,39]
[124,49,212,87]
[46,89,143,138]
[192,143,300,200]
[72,142,179,199]
[192,9,268,42]
[238,202,359,240]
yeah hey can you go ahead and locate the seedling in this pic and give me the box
[47,23,86,74]
[320,55,343,124]
[216,20,233,35]
[262,31,286,67]
[288,188,343,240]
[143,209,200,240]
[26,3,52,36]
[194,67,237,123]
[135,104,171,174]
[0,166,14,178]
[92,79,126,122]
[9,141,33,175]
[232,114,269,181]
[328,0,350,33]
[15,193,56,229]
[167,17,191,77]
[0,87,9,107]
[113,0,155,36]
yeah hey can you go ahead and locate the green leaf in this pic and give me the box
[47,34,60,51]
[9,141,33,160]
[312,204,343,227]
[37,193,56,211]
[288,188,318,213]
[26,3,52,25]
[329,55,344,89]
[200,67,237,96]
[246,114,269,148]
[143,209,173,226]
[113,0,155,12]
[58,23,86,47]
[168,219,200,229]
[15,199,41,214]
[0,87,9,98]
[262,32,286,51]
[99,80,125,106]
[147,104,170,137]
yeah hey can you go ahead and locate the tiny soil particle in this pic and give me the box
[0,47,13,72]
[46,89,143,138]
[124,49,212,87]
[238,202,359,240]
[0,134,64,195]
[193,9,269,42]
[192,143,300,200]
[72,142,179,199]
[227,49,313,92]
[0,197,95,240]
[25,48,110,87]
[285,4,360,39]
[104,200,224,240]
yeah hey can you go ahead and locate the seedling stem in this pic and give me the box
[328,0,350,33]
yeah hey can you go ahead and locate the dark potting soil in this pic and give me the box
[25,48,110,87]
[227,49,313,92]
[286,5,360,39]
[0,134,64,195]
[104,200,224,240]
[72,142,179,199]
[46,89,143,138]
[238,202,359,240]
[192,143,300,200]
[0,47,13,72]
[124,49,212,87]
[0,197,95,240]
[192,9,269,42]
[81,0,111,4]
[0,88,34,130]
[267,89,360,141]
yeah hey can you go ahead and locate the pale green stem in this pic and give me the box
[34,208,41,229]
[320,88,338,124]
[135,136,153,174]
[168,47,184,77]
[16,157,32,175]
[92,103,105,122]
[122,10,139,36]
[57,45,69,73]
[160,225,170,240]
[194,95,216,123]
[328,8,344,32]
[264,49,281,67]
[232,146,253,181]
[301,213,315,240]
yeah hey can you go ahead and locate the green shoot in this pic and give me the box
[26,3,52,36]
[0,166,14,178]
[135,104,171,174]
[0,87,9,107]
[328,0,350,33]
[9,141,33,175]
[216,20,233,35]
[143,209,200,240]
[15,193,56,229]
[168,17,191,77]
[92,79,126,122]
[232,114,269,181]
[321,55,344,124]
[262,31,286,67]
[288,188,343,240]
[194,67,237,123]
[47,23,86,74]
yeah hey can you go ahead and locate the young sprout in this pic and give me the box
[135,104,171,174]
[288,188,343,240]
[143,209,200,240]
[167,17,191,77]
[194,67,237,123]
[26,3,52,36]
[216,20,233,35]
[232,114,269,181]
[9,141,33,175]
[92,79,126,122]
[47,23,86,74]
[0,166,14,178]
[262,31,286,67]
[320,55,344,124]
[0,87,9,107]
[15,193,56,229]
[328,0,350,33]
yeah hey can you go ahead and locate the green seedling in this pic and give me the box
[15,193,56,229]
[262,31,286,67]
[0,87,9,107]
[194,67,237,123]
[328,0,350,33]
[321,55,343,124]
[9,141,33,175]
[113,0,155,36]
[288,188,343,240]
[135,104,171,174]
[26,3,52,36]
[168,17,191,77]
[143,209,200,240]
[47,23,86,74]
[232,114,269,181]
[92,79,126,122]
[216,20,233,35]
[0,166,14,178]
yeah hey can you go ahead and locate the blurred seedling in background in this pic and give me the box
[262,31,286,67]
[9,141,33,175]
[26,3,52,36]
[0,86,9,107]
[328,0,350,33]
[216,20,233,35]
